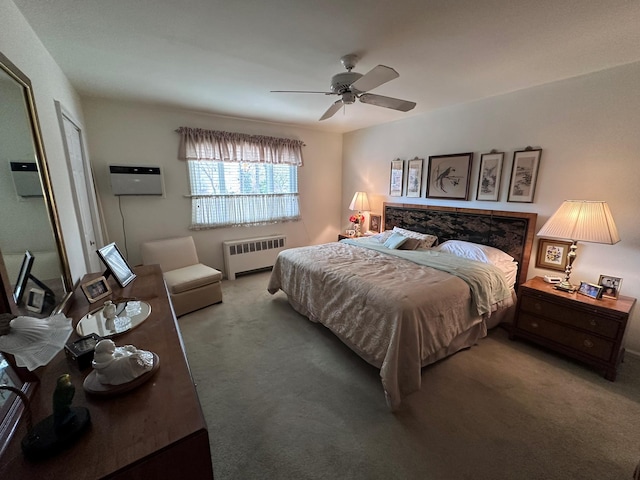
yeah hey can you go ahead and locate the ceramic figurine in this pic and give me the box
[91,339,154,386]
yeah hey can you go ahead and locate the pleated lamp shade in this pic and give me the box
[537,200,620,244]
[349,192,370,212]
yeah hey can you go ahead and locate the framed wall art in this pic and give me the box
[389,159,404,197]
[598,274,622,299]
[426,152,473,200]
[405,157,423,198]
[476,151,504,201]
[507,148,542,203]
[535,238,572,272]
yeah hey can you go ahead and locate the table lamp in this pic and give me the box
[536,200,620,292]
[348,191,370,237]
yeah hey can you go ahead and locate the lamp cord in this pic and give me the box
[0,384,33,432]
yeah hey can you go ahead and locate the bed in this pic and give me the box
[267,203,537,410]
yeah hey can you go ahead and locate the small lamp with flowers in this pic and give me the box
[348,191,370,237]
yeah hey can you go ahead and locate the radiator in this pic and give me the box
[222,235,286,280]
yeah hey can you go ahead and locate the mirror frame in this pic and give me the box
[0,51,73,457]
[0,51,73,301]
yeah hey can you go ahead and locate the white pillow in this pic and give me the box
[392,227,438,249]
[436,240,514,264]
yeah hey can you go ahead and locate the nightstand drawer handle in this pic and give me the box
[583,339,594,348]
[530,321,539,329]
[533,303,542,311]
[589,319,598,326]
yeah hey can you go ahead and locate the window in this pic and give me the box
[187,160,300,228]
[176,127,304,229]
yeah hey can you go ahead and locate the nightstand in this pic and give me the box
[338,234,355,241]
[510,276,636,381]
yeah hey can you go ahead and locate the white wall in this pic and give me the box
[1,0,89,283]
[343,61,640,354]
[81,98,343,271]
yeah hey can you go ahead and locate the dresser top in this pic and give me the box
[522,276,636,315]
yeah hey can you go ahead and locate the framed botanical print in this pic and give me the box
[508,148,542,203]
[536,238,572,271]
[389,159,404,197]
[426,152,473,200]
[476,151,504,201]
[405,157,423,198]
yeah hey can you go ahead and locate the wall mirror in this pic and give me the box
[0,51,73,314]
[0,51,73,455]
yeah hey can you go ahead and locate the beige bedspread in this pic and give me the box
[267,241,512,410]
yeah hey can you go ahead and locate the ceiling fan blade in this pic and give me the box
[271,90,334,94]
[319,100,343,121]
[359,93,416,112]
[351,65,399,92]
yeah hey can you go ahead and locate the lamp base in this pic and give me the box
[554,281,576,293]
[21,407,91,460]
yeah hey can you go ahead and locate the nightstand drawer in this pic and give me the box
[519,294,620,339]
[518,313,615,362]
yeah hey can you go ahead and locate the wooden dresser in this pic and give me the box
[0,265,214,479]
[511,276,636,381]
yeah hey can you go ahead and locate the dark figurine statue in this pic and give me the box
[52,373,76,432]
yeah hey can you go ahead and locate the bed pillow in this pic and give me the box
[383,232,409,249]
[398,238,421,250]
[436,240,514,264]
[371,230,394,243]
[392,227,438,249]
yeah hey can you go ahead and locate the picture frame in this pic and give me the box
[405,157,423,198]
[508,148,542,203]
[476,151,504,201]
[81,275,113,304]
[426,152,473,200]
[598,274,622,299]
[536,238,573,271]
[25,287,46,313]
[577,281,603,300]
[369,214,382,233]
[96,242,137,287]
[389,159,404,197]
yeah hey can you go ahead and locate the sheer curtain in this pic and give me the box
[176,127,304,229]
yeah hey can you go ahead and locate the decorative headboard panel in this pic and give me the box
[383,203,537,287]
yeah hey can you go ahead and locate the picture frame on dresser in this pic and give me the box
[369,214,382,233]
[535,238,572,271]
[507,148,542,203]
[426,152,473,200]
[476,151,504,201]
[389,159,404,197]
[577,281,603,299]
[598,275,622,299]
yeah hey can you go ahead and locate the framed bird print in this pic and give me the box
[426,152,473,200]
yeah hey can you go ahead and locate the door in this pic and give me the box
[55,101,103,273]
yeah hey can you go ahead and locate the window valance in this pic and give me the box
[176,127,304,166]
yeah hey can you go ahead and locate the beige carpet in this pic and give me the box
[179,270,640,480]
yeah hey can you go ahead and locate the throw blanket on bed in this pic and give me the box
[341,237,512,316]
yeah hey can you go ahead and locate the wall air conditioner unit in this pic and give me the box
[109,165,163,196]
[10,161,43,197]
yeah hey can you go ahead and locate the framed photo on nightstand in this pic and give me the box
[577,281,603,300]
[598,275,622,299]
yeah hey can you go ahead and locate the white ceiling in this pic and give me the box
[13,0,640,133]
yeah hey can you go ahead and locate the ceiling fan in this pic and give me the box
[271,54,417,121]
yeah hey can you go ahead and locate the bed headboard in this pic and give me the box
[383,203,537,287]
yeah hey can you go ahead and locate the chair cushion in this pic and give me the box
[164,264,222,295]
[141,236,200,272]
